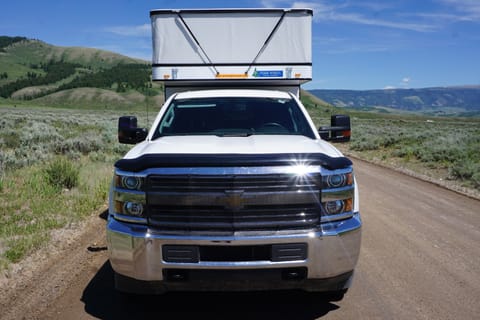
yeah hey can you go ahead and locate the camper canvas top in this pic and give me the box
[150,8,312,86]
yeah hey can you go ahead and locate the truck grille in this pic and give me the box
[146,174,322,231]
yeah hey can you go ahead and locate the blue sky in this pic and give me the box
[1,0,479,90]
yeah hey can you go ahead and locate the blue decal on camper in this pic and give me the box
[253,70,284,78]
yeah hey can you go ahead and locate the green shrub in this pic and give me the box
[449,160,480,187]
[3,131,21,148]
[55,135,103,155]
[44,157,79,190]
[350,137,381,151]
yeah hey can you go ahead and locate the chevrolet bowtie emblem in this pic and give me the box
[224,190,245,211]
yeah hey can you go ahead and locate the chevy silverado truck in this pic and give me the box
[106,8,361,301]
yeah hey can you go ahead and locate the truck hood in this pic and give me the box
[124,135,343,159]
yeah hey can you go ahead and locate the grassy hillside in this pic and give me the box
[33,88,161,110]
[0,38,142,79]
[0,37,163,108]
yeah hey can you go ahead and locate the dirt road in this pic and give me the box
[1,159,479,319]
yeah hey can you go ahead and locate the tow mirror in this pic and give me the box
[118,116,148,144]
[318,115,351,142]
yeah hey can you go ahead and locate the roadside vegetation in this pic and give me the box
[347,118,479,190]
[0,106,151,270]
[303,95,480,192]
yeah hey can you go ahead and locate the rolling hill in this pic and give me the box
[0,36,163,109]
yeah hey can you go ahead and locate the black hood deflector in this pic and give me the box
[115,153,352,172]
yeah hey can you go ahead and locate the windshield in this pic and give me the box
[152,96,316,139]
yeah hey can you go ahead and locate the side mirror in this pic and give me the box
[118,116,148,144]
[318,115,351,142]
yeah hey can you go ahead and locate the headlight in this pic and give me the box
[322,172,353,188]
[115,201,144,216]
[113,191,146,217]
[321,169,354,219]
[112,171,147,222]
[115,174,144,191]
[323,198,353,215]
[324,200,344,215]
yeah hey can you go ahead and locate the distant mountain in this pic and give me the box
[0,36,162,109]
[309,86,480,116]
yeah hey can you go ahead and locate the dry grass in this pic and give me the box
[0,105,145,270]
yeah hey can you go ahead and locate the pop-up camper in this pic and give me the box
[150,8,312,97]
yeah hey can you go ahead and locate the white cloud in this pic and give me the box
[260,0,334,17]
[440,0,480,21]
[260,0,437,32]
[104,24,150,37]
[260,0,294,8]
[318,42,389,54]
[350,2,395,12]
[401,77,411,87]
[330,12,436,32]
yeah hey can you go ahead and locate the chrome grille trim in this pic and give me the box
[145,171,322,231]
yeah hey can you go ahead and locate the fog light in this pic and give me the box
[124,202,144,216]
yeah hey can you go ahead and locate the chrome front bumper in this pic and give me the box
[107,213,361,292]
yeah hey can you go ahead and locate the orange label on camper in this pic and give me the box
[216,73,249,78]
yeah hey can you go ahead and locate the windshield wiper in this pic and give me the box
[214,128,255,137]
[216,132,254,137]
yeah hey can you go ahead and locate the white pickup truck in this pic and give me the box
[106,8,361,301]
